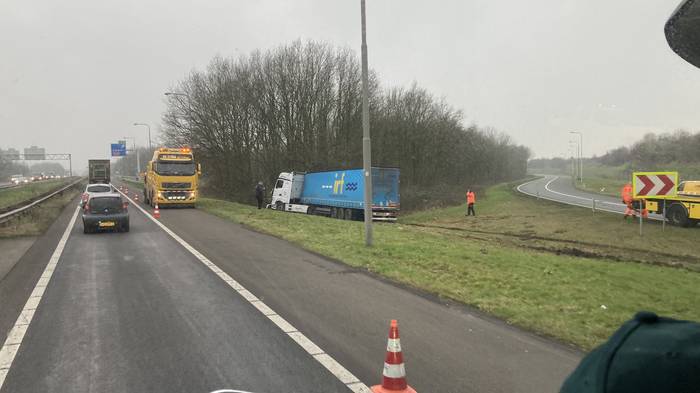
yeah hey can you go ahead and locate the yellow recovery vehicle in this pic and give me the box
[644,180,700,227]
[144,147,201,207]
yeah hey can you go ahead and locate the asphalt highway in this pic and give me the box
[0,197,352,393]
[1,186,583,393]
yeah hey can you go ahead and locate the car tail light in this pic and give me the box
[123,202,128,210]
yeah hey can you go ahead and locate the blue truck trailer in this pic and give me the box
[269,167,400,221]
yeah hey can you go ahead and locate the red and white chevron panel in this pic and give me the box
[633,172,678,198]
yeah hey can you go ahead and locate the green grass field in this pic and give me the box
[196,182,700,350]
[0,180,71,210]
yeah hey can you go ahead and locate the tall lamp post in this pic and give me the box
[568,147,576,179]
[133,123,152,151]
[360,0,373,247]
[569,140,579,181]
[570,131,583,182]
[123,136,140,179]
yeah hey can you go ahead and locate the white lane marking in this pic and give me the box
[544,177,625,207]
[118,189,370,392]
[288,332,324,355]
[0,206,80,389]
[209,390,257,393]
[313,354,360,384]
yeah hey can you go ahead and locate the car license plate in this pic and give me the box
[99,221,115,227]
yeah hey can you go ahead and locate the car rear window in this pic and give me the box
[87,185,112,193]
[89,197,123,214]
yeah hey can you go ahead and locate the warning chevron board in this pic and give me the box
[632,172,678,198]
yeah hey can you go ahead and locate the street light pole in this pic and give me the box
[360,0,373,247]
[568,148,575,178]
[569,141,579,181]
[123,136,140,178]
[133,123,152,151]
[570,131,583,182]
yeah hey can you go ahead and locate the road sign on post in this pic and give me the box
[632,172,678,199]
[24,146,45,160]
[111,143,127,157]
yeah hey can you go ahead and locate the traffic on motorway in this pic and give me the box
[2,1,700,393]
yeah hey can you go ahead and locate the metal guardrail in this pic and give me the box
[0,183,18,190]
[0,178,83,224]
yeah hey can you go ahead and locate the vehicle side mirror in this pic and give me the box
[197,163,202,176]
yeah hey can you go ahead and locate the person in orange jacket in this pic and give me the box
[621,183,635,219]
[621,183,649,219]
[466,189,476,216]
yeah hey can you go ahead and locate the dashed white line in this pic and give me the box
[0,206,80,390]
[119,189,371,393]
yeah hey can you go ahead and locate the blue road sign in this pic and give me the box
[111,143,127,157]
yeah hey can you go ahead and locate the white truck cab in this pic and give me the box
[270,172,307,212]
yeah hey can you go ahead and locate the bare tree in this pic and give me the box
[161,40,530,204]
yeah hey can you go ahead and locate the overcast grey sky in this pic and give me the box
[1,0,699,172]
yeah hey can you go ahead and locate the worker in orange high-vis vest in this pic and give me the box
[621,183,650,219]
[621,183,635,219]
[466,189,476,216]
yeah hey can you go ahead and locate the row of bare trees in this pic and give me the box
[600,130,700,167]
[161,41,530,204]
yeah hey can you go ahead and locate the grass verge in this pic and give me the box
[0,184,83,238]
[120,177,144,190]
[0,180,71,210]
[197,183,700,350]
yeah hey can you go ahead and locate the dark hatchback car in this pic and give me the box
[82,193,130,233]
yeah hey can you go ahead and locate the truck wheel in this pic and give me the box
[667,203,690,227]
[307,206,315,215]
[330,207,337,218]
[344,208,352,220]
[276,201,285,211]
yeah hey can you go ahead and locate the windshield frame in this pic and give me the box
[155,161,196,176]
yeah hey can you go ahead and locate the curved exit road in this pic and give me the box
[517,175,663,220]
[1,186,582,393]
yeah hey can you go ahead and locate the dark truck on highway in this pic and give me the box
[88,159,111,184]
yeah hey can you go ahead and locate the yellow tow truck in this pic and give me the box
[645,181,700,227]
[144,147,201,207]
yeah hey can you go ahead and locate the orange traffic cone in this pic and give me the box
[371,320,417,393]
[153,203,160,219]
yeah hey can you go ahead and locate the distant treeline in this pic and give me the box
[599,131,700,167]
[161,41,530,203]
[528,130,700,179]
